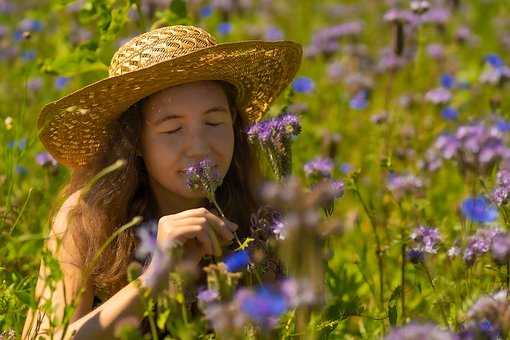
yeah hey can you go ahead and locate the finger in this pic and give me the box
[201,210,236,242]
[224,220,239,232]
[195,228,214,256]
[169,216,232,245]
[205,227,222,257]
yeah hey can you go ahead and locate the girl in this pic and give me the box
[22,24,302,339]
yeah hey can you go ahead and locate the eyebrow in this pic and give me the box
[154,106,228,125]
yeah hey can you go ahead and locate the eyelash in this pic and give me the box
[165,123,223,134]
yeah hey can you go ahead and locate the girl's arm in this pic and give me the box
[21,190,171,340]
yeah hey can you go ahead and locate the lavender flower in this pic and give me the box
[387,172,425,199]
[385,322,457,340]
[463,227,503,266]
[246,112,301,179]
[422,122,510,176]
[304,157,334,180]
[35,151,58,167]
[280,277,316,307]
[425,87,451,104]
[490,232,510,265]
[462,290,510,338]
[236,286,289,329]
[197,288,220,304]
[491,168,510,206]
[479,54,510,85]
[410,226,441,254]
[250,205,286,240]
[183,158,222,195]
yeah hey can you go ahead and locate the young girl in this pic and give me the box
[22,25,302,339]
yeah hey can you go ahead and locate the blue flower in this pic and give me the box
[265,26,284,41]
[199,5,212,18]
[21,50,36,61]
[349,90,368,110]
[18,19,43,32]
[7,138,27,150]
[440,73,455,89]
[496,119,510,132]
[485,54,505,69]
[15,165,28,176]
[217,22,232,36]
[238,286,289,329]
[461,196,498,224]
[441,107,458,120]
[340,163,352,174]
[55,76,70,90]
[291,76,315,93]
[223,249,250,272]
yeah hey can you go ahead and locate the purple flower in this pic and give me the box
[7,138,27,150]
[15,165,28,176]
[18,18,43,32]
[291,76,315,93]
[385,322,457,340]
[246,112,301,179]
[425,87,451,104]
[280,278,316,307]
[304,157,334,180]
[223,250,250,272]
[461,196,498,224]
[383,9,417,24]
[183,158,222,195]
[491,168,510,206]
[27,77,43,92]
[490,232,510,265]
[496,119,510,133]
[410,226,441,254]
[236,286,289,329]
[462,290,508,339]
[406,248,425,264]
[386,172,425,199]
[197,288,220,304]
[340,163,352,174]
[426,43,445,60]
[250,205,285,240]
[35,151,58,167]
[135,219,158,260]
[463,227,502,266]
[349,90,369,110]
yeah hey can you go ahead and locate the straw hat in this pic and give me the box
[37,24,303,169]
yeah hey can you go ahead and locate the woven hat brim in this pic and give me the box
[37,40,302,169]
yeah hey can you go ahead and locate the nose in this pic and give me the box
[182,125,211,160]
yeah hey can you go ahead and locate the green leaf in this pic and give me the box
[170,0,187,19]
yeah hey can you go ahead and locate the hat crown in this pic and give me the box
[108,25,217,77]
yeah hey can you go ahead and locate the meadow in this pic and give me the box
[1,0,510,339]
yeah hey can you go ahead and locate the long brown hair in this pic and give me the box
[47,81,269,300]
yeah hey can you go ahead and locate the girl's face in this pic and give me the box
[139,80,235,212]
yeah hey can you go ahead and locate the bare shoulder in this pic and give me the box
[47,189,83,257]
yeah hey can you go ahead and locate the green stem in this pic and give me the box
[422,262,449,327]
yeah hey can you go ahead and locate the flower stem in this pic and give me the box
[422,262,449,327]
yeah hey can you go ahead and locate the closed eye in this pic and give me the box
[164,127,182,134]
[206,122,223,127]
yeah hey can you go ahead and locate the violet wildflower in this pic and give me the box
[236,286,289,330]
[441,107,458,121]
[385,322,457,340]
[197,288,220,304]
[461,196,498,224]
[423,122,510,176]
[349,90,369,110]
[480,54,510,85]
[246,112,301,179]
[250,205,285,240]
[462,290,510,338]
[447,245,461,259]
[54,76,70,90]
[304,157,334,180]
[463,227,503,266]
[35,151,58,167]
[386,172,425,200]
[410,226,441,254]
[406,248,425,264]
[425,87,451,104]
[280,277,317,307]
[491,168,510,206]
[490,232,510,265]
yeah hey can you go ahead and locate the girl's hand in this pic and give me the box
[155,207,238,262]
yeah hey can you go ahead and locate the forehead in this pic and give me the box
[141,80,229,119]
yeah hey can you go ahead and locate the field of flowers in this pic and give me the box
[2,0,510,339]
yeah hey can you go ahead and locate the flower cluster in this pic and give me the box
[421,121,510,176]
[386,172,425,200]
[384,322,457,340]
[479,54,510,86]
[463,227,503,266]
[460,290,510,338]
[491,168,510,206]
[246,112,301,180]
[490,232,510,265]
